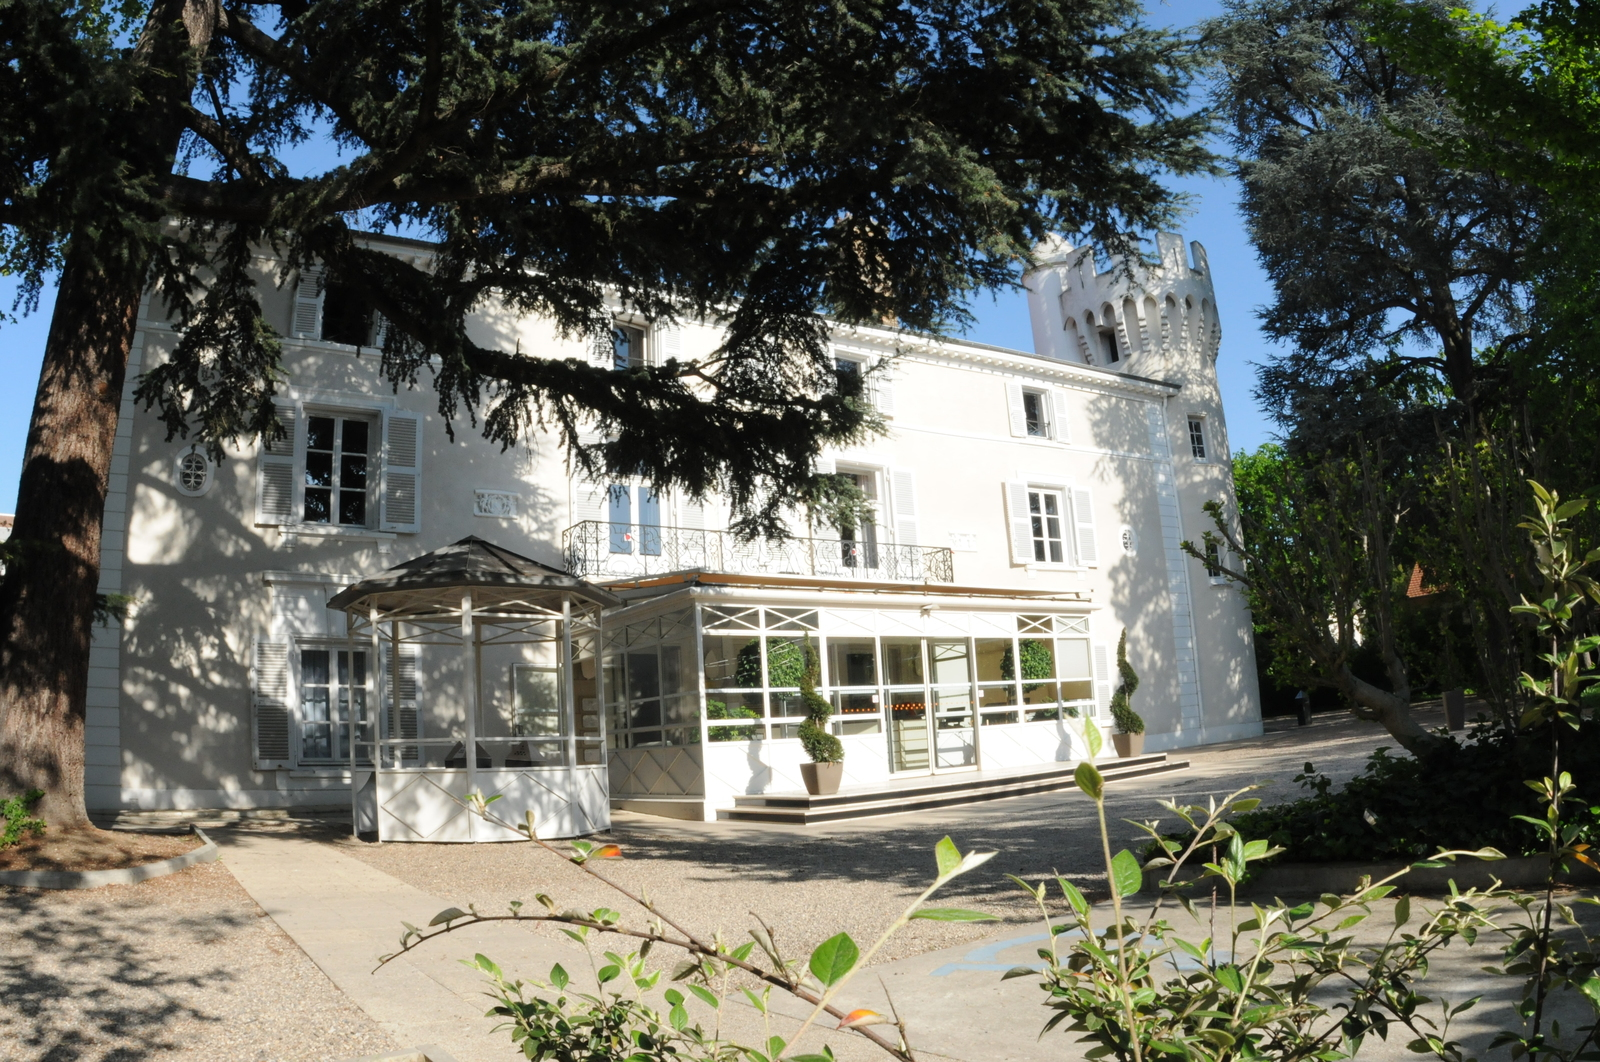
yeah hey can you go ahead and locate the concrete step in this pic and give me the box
[609,796,706,821]
[716,754,1189,825]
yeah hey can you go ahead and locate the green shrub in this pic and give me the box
[1170,720,1600,863]
[1108,629,1143,735]
[0,789,45,849]
[734,637,806,689]
[796,639,843,763]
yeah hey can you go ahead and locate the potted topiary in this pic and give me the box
[796,638,844,795]
[1109,629,1145,757]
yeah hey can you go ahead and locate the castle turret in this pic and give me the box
[1024,232,1222,383]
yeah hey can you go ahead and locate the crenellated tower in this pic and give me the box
[1023,232,1223,384]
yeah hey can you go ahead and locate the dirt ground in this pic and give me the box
[0,827,199,872]
[0,857,394,1062]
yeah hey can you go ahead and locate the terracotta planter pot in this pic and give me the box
[800,761,843,796]
[1112,732,1144,758]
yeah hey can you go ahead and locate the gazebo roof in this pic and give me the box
[327,536,622,617]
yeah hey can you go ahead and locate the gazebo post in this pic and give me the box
[377,605,389,844]
[347,611,359,839]
[461,589,477,841]
[561,594,575,766]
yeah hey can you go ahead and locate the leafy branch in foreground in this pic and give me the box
[1016,718,1513,1062]
[376,798,996,1062]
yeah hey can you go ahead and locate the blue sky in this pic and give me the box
[0,0,1274,514]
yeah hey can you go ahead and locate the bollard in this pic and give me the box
[1444,687,1466,730]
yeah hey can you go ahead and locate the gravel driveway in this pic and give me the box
[0,857,394,1062]
[331,710,1413,969]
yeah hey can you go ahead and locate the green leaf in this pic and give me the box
[1075,761,1105,802]
[768,1037,787,1060]
[1233,798,1261,813]
[669,1004,688,1031]
[429,907,470,926]
[911,907,998,922]
[1215,964,1244,993]
[663,988,683,1006]
[1395,895,1411,928]
[935,836,961,877]
[597,964,621,984]
[1002,965,1040,980]
[1110,849,1142,897]
[688,983,720,1009]
[808,932,860,987]
[1577,977,1600,1013]
[551,963,570,990]
[1084,718,1104,759]
[1057,877,1090,917]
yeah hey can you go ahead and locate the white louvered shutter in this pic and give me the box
[873,362,895,417]
[252,639,292,769]
[890,468,918,546]
[291,266,325,339]
[371,313,389,349]
[1072,487,1099,567]
[1091,643,1113,722]
[1004,482,1034,565]
[656,324,682,362]
[678,495,705,530]
[1052,390,1072,444]
[255,403,298,526]
[814,455,837,476]
[1004,382,1028,437]
[381,411,422,533]
[385,645,421,762]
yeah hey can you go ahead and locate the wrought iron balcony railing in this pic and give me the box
[562,522,955,583]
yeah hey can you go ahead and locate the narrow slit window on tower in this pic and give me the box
[1188,416,1207,460]
[1100,331,1119,364]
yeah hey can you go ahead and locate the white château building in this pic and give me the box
[81,231,1261,837]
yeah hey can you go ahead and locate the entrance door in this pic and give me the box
[882,638,930,772]
[928,640,977,770]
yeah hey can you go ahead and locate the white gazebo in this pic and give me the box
[327,537,621,842]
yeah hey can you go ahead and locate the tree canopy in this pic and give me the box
[1,0,1211,534]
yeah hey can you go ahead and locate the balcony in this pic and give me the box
[562,522,955,584]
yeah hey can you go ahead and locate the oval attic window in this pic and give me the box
[176,450,212,496]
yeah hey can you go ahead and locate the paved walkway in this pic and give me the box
[203,708,1592,1062]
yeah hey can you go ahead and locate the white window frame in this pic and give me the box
[255,390,418,536]
[301,409,380,529]
[1021,388,1051,438]
[1006,475,1096,570]
[1025,486,1069,566]
[834,355,894,417]
[1188,414,1209,461]
[291,639,374,768]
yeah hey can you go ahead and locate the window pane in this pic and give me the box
[1023,390,1046,436]
[769,691,807,718]
[339,490,366,526]
[826,638,877,687]
[765,637,808,688]
[1060,679,1094,701]
[974,639,1013,682]
[342,419,369,456]
[304,450,333,487]
[929,640,970,685]
[1023,680,1059,706]
[881,638,924,686]
[978,684,1016,708]
[932,685,973,712]
[306,416,335,452]
[707,692,763,720]
[703,635,760,687]
[701,605,760,630]
[630,699,662,729]
[341,452,368,490]
[302,649,330,686]
[764,608,819,631]
[1057,638,1091,679]
[627,651,660,700]
[660,643,688,696]
[514,668,564,737]
[981,710,1019,725]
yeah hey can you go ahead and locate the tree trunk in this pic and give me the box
[1330,664,1446,755]
[0,243,147,829]
[0,0,222,830]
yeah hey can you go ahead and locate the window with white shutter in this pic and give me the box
[384,645,421,763]
[1072,487,1099,567]
[380,411,422,533]
[252,639,292,769]
[872,362,895,417]
[655,324,682,361]
[255,404,299,526]
[1091,643,1113,722]
[291,266,325,339]
[1003,482,1034,564]
[1051,390,1072,444]
[1004,382,1028,437]
[890,468,918,546]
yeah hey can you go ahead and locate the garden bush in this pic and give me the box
[1213,719,1600,863]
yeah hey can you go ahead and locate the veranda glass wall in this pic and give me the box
[602,603,1098,775]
